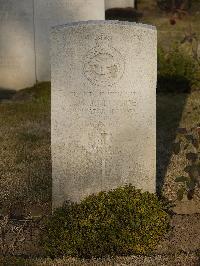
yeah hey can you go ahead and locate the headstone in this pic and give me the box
[0,0,35,90]
[0,0,105,91]
[105,0,135,10]
[35,0,105,82]
[51,21,157,209]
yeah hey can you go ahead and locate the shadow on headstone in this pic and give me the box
[156,92,189,195]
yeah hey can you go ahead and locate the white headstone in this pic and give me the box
[0,0,36,90]
[0,0,105,90]
[35,0,105,82]
[51,21,157,209]
[105,0,135,10]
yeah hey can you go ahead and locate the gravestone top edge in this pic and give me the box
[51,20,156,32]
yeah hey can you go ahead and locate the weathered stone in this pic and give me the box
[105,0,135,10]
[35,0,105,82]
[51,21,157,209]
[0,0,35,90]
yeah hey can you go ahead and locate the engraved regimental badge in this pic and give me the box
[83,35,125,86]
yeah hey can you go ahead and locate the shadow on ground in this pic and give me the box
[156,92,189,195]
[0,88,16,101]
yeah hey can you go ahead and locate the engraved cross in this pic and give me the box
[100,130,109,185]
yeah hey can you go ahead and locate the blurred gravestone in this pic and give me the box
[51,21,157,209]
[35,0,105,82]
[0,0,35,90]
[105,0,135,10]
[0,0,105,90]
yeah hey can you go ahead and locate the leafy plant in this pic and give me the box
[157,44,199,93]
[42,185,171,259]
[173,126,200,200]
[157,0,192,12]
[181,24,200,68]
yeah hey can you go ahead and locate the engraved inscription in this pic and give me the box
[83,35,125,86]
[68,91,136,118]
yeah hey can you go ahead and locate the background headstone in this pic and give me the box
[105,0,135,10]
[51,21,157,209]
[35,0,105,83]
[0,0,35,90]
[0,0,105,90]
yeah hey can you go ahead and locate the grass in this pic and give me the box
[0,81,200,217]
[0,70,199,266]
[138,1,200,47]
[0,78,199,265]
[0,82,51,217]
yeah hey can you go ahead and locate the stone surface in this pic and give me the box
[51,21,157,209]
[35,0,105,82]
[105,0,135,10]
[0,0,36,90]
